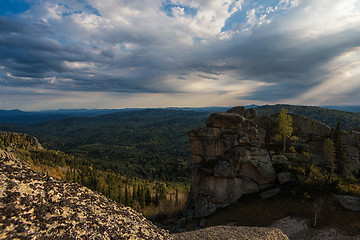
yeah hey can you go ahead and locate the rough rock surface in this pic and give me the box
[278,172,292,185]
[184,106,360,219]
[271,216,360,240]
[227,106,258,119]
[172,225,289,240]
[0,149,170,240]
[186,108,277,218]
[333,194,360,212]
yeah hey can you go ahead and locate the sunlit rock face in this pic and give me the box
[0,149,170,240]
[186,107,276,218]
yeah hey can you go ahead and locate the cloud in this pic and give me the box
[295,47,360,105]
[0,0,359,110]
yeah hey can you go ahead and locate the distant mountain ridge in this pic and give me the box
[254,104,360,130]
[0,105,258,125]
[0,109,123,125]
[1,104,360,125]
[323,105,360,113]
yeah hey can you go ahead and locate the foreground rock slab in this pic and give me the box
[172,226,289,240]
[0,149,170,240]
[271,216,360,240]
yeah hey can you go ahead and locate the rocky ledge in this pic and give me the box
[0,149,169,239]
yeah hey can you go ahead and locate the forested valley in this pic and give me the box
[4,109,210,182]
[0,132,189,219]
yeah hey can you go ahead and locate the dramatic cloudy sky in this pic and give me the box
[0,0,359,110]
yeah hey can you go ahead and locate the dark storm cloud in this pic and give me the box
[168,0,360,102]
[213,26,360,100]
[0,0,359,107]
[0,17,86,82]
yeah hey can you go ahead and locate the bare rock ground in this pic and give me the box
[0,149,170,239]
[172,225,289,240]
[271,216,360,240]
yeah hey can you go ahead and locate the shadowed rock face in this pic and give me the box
[0,149,170,240]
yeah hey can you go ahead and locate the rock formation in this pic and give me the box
[0,149,170,239]
[184,106,360,219]
[185,108,276,219]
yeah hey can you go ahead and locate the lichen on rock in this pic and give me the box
[0,149,170,240]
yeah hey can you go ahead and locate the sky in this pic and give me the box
[0,0,359,110]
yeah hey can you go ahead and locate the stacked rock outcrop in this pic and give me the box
[185,107,277,219]
[184,106,360,219]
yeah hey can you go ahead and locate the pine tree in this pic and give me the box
[155,191,159,206]
[323,138,336,173]
[138,185,145,208]
[117,183,123,204]
[124,184,129,206]
[275,108,294,152]
[158,183,167,201]
[145,185,152,206]
[334,122,349,175]
[137,185,141,202]
[175,188,179,205]
[132,184,137,202]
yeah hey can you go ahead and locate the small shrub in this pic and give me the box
[289,146,296,153]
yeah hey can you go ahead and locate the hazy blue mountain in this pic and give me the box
[0,106,260,125]
[0,110,68,125]
[0,109,128,124]
[322,105,360,113]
